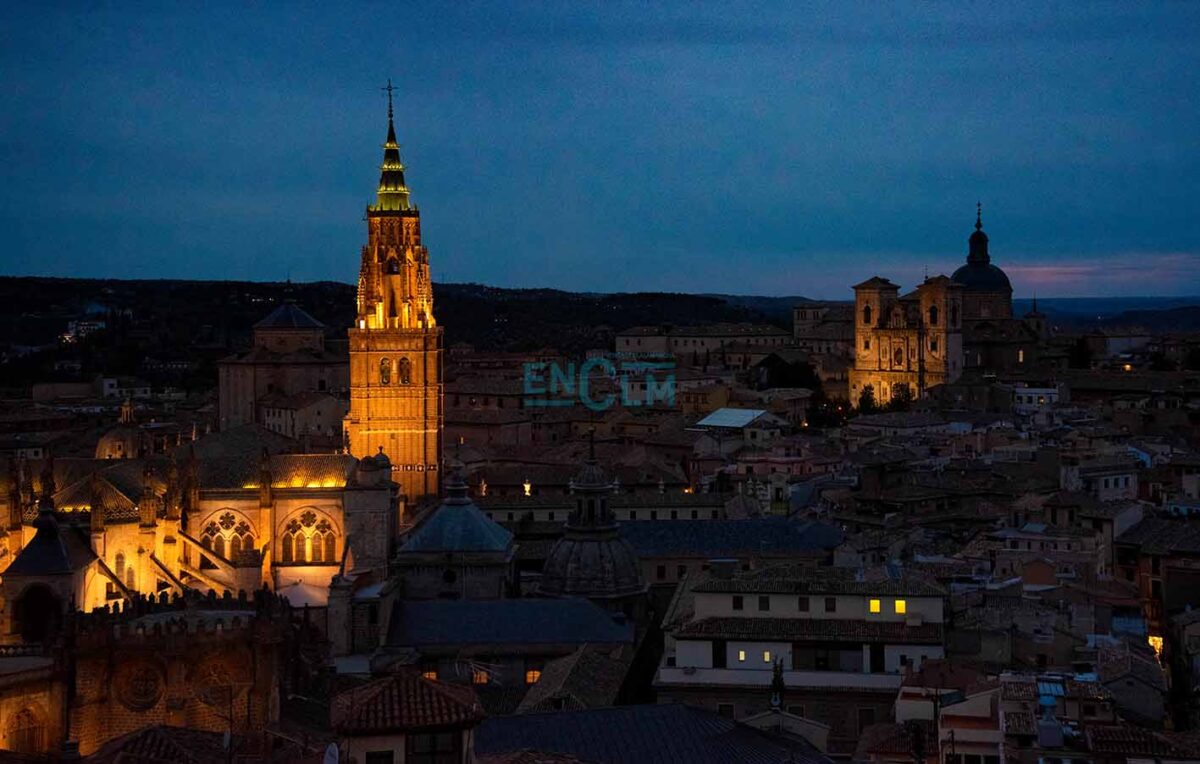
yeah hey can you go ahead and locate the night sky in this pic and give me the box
[2,3,1197,298]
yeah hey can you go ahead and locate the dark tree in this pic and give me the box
[858,384,878,413]
[889,383,914,411]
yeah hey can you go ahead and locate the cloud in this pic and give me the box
[1003,253,1200,297]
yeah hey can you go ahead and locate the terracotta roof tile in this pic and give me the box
[331,670,485,735]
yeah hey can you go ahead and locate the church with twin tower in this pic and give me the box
[344,85,444,502]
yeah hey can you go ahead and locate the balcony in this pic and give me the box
[656,665,903,691]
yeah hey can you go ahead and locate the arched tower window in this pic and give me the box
[125,567,135,590]
[385,257,400,275]
[6,708,44,754]
[379,358,392,385]
[928,304,939,326]
[862,304,872,325]
[280,523,296,563]
[115,553,126,580]
[398,357,412,385]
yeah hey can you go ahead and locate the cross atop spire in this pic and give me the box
[967,201,990,264]
[382,79,395,121]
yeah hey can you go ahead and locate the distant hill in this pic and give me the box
[1013,297,1200,332]
[701,294,821,324]
[1,277,1196,393]
[0,278,791,384]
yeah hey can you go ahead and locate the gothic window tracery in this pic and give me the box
[201,512,255,561]
[279,510,339,564]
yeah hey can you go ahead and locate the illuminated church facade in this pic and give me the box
[0,98,443,757]
[343,85,444,503]
[0,98,445,644]
[849,207,1047,403]
[0,445,399,644]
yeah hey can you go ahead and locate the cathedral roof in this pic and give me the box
[253,301,325,330]
[17,451,362,524]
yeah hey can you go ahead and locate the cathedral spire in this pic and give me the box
[967,201,990,265]
[373,79,411,212]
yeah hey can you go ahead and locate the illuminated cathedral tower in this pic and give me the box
[344,83,443,501]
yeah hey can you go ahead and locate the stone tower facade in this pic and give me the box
[849,275,964,404]
[344,89,443,502]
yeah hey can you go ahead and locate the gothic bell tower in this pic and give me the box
[344,83,443,501]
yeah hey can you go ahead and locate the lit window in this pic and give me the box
[1148,635,1163,659]
[422,670,438,681]
[738,650,747,662]
[894,599,907,615]
[525,669,542,684]
[1018,349,1025,363]
[763,651,772,663]
[473,671,489,685]
[869,599,881,614]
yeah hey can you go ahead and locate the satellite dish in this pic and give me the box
[323,743,340,764]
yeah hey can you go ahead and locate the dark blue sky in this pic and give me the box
[2,3,1197,298]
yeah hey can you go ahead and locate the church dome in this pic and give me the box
[95,400,149,459]
[399,459,511,554]
[951,262,1012,293]
[536,450,646,603]
[951,204,1012,294]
